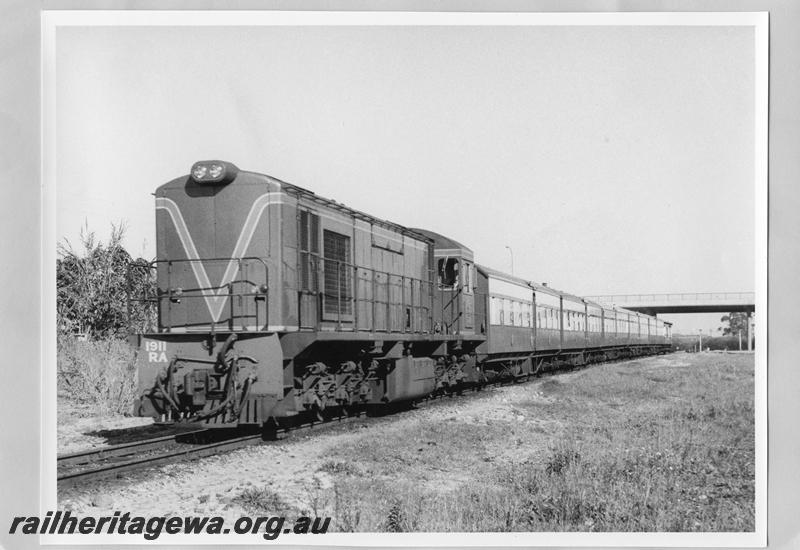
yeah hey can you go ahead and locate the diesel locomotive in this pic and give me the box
[130,160,672,429]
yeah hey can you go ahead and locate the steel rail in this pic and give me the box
[58,433,264,489]
[56,415,366,489]
[57,429,210,468]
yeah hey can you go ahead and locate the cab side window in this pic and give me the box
[438,258,459,288]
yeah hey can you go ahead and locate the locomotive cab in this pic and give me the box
[410,229,477,337]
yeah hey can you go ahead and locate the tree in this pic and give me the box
[57,223,155,338]
[719,312,751,336]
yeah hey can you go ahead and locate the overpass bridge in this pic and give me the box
[584,292,756,350]
[583,292,755,316]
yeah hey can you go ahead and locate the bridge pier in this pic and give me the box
[747,311,752,351]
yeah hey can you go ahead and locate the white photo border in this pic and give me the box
[40,10,768,547]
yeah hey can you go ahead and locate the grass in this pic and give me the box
[234,486,290,515]
[292,353,754,532]
[57,335,139,416]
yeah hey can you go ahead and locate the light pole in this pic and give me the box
[505,245,514,276]
[698,329,703,353]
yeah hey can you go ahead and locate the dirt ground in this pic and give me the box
[57,352,755,532]
[58,397,154,454]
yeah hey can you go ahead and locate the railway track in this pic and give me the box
[57,353,665,489]
[57,429,263,488]
[56,413,370,489]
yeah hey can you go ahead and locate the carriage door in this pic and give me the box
[298,210,320,329]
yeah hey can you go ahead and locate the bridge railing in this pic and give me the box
[585,292,755,305]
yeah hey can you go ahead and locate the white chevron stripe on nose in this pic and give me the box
[155,193,283,323]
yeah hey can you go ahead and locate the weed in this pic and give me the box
[332,482,363,531]
[303,477,328,516]
[384,500,404,532]
[318,460,360,476]
[234,486,290,515]
[545,445,581,476]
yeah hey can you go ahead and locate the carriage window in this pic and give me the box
[323,230,352,315]
[438,258,459,288]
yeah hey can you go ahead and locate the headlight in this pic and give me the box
[191,164,208,180]
[189,160,239,185]
[208,163,224,178]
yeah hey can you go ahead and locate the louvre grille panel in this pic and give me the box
[323,230,352,315]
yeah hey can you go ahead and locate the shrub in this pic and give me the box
[57,334,138,416]
[57,223,155,338]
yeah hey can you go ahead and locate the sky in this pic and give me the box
[54,22,757,333]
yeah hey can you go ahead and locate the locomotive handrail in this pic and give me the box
[129,253,487,336]
[126,257,269,333]
[440,285,464,334]
[326,260,434,334]
[299,251,435,334]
